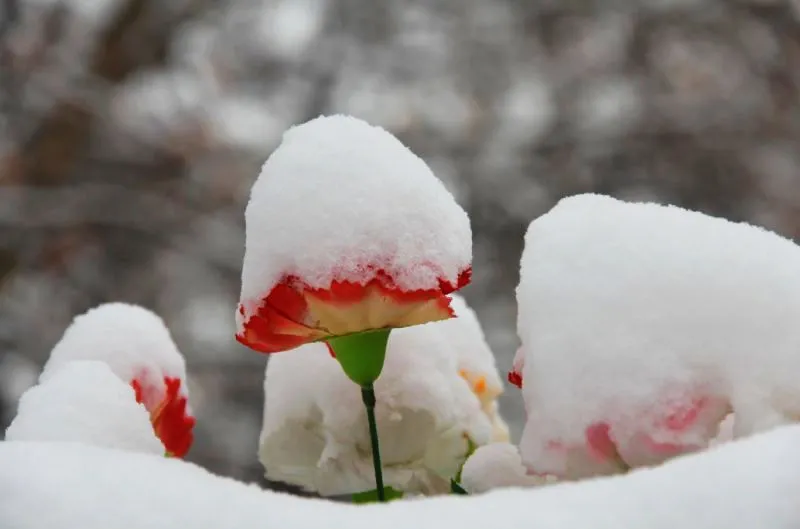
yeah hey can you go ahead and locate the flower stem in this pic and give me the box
[361,384,385,502]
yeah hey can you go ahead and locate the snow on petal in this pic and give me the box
[258,322,492,496]
[5,361,164,456]
[438,294,509,441]
[236,114,472,354]
[2,426,800,529]
[39,303,195,457]
[516,193,800,478]
[460,443,551,494]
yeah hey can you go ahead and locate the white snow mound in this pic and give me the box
[40,302,189,410]
[5,360,164,455]
[238,114,471,311]
[517,193,800,477]
[1,425,799,529]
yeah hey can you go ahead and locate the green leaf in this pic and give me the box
[450,479,468,495]
[351,486,404,504]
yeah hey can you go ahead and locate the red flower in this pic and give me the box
[508,346,525,388]
[237,267,472,354]
[131,377,195,457]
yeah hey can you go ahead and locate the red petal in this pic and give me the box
[662,396,708,432]
[585,422,619,463]
[150,377,195,458]
[238,266,471,354]
[507,370,523,388]
[130,379,144,403]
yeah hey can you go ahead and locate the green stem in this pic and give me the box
[361,384,385,502]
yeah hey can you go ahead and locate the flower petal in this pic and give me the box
[239,267,470,354]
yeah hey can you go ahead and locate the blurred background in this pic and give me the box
[1,0,799,492]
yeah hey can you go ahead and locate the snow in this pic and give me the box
[258,321,492,496]
[710,414,736,447]
[238,114,472,312]
[437,295,509,441]
[40,302,189,412]
[460,443,549,494]
[442,295,503,394]
[2,425,800,529]
[516,193,800,477]
[5,361,164,455]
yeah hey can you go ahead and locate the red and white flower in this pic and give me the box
[40,303,196,457]
[514,194,792,478]
[236,115,472,355]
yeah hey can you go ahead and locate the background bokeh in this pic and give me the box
[2,0,800,493]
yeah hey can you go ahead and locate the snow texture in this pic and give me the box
[438,294,509,441]
[40,303,189,412]
[258,321,493,496]
[5,361,164,455]
[238,114,472,316]
[517,193,800,477]
[442,295,504,395]
[2,425,800,529]
[460,442,550,494]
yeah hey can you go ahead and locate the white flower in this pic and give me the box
[258,321,494,496]
[460,442,551,494]
[438,294,509,442]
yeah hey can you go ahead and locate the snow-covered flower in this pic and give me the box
[236,114,472,355]
[516,193,800,478]
[5,361,164,456]
[459,443,550,494]
[438,295,509,442]
[258,321,493,496]
[40,303,195,457]
[2,425,800,529]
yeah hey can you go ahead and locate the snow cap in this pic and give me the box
[6,361,165,455]
[41,302,188,394]
[40,302,194,457]
[238,114,472,325]
[516,193,800,477]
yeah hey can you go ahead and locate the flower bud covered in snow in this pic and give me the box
[258,322,493,496]
[460,443,550,494]
[40,303,195,457]
[5,361,165,456]
[516,193,800,478]
[236,115,472,356]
